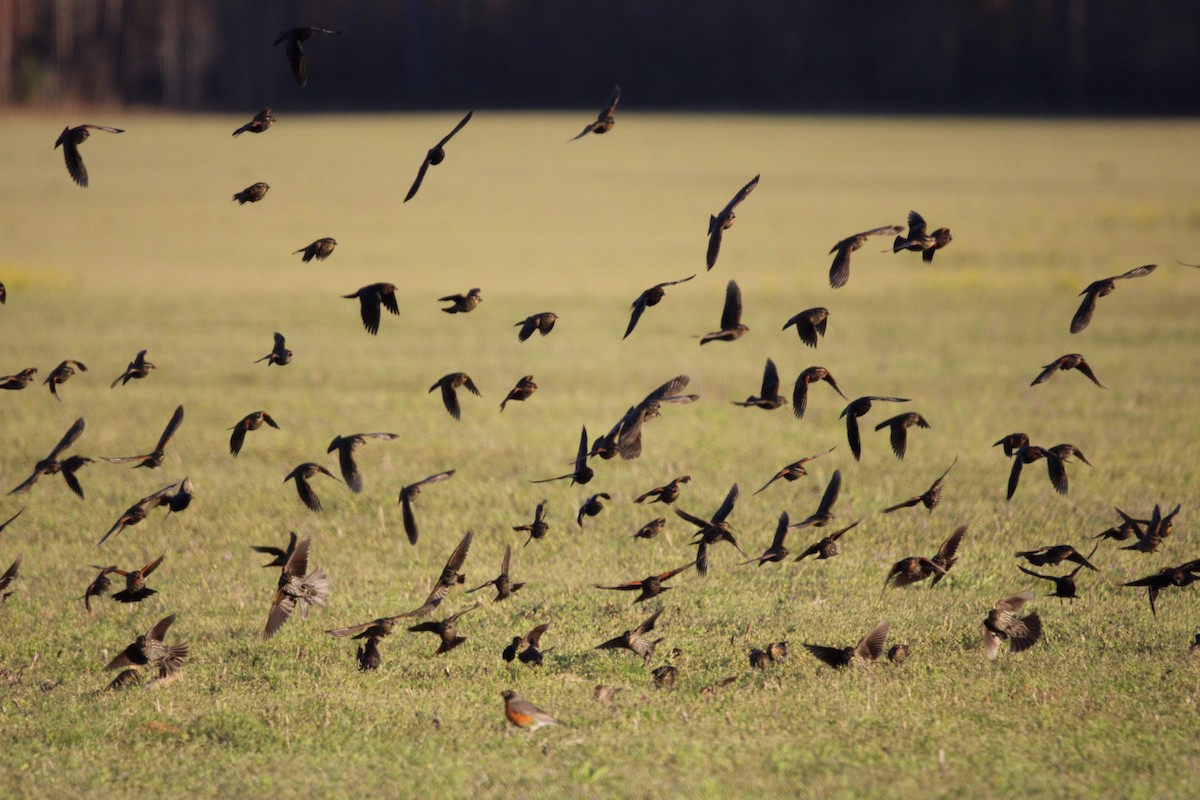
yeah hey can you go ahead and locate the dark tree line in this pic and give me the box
[2,0,1197,113]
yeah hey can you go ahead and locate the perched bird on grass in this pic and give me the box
[110,350,155,388]
[407,602,480,656]
[502,623,551,665]
[595,562,694,603]
[103,404,184,469]
[754,447,835,495]
[399,470,456,545]
[343,283,400,336]
[891,210,952,262]
[733,359,785,410]
[1031,354,1105,388]
[467,544,525,602]
[699,280,748,344]
[292,237,337,263]
[501,690,563,731]
[274,26,343,86]
[706,175,759,270]
[0,368,38,390]
[439,288,482,314]
[514,500,549,547]
[44,360,87,401]
[404,110,473,202]
[9,417,91,498]
[500,375,537,411]
[264,534,329,639]
[110,554,165,604]
[828,225,904,288]
[782,308,829,348]
[884,457,956,513]
[803,621,889,669]
[840,396,909,460]
[232,108,275,137]
[624,275,695,339]
[104,613,188,678]
[981,592,1042,659]
[570,84,620,140]
[283,463,339,512]
[1070,264,1156,334]
[54,124,124,187]
[576,493,611,528]
[874,412,930,460]
[596,607,665,667]
[228,411,279,456]
[515,312,558,342]
[327,432,400,493]
[255,332,292,366]
[232,182,269,204]
[428,373,481,420]
[635,476,691,504]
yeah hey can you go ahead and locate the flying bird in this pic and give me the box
[732,359,785,410]
[439,288,482,314]
[1,368,38,390]
[0,508,24,536]
[754,448,835,496]
[502,623,550,665]
[81,564,117,612]
[104,613,189,678]
[675,483,746,575]
[1031,354,1105,388]
[515,312,558,342]
[792,367,847,420]
[232,108,275,137]
[596,607,665,666]
[1019,560,1091,604]
[274,26,343,86]
[429,373,481,420]
[228,411,279,456]
[782,308,829,348]
[500,375,537,411]
[633,518,667,540]
[251,531,297,569]
[0,554,21,601]
[699,280,748,344]
[343,283,400,335]
[44,359,87,401]
[398,530,473,618]
[612,374,698,460]
[741,511,793,566]
[264,534,329,638]
[292,237,337,263]
[884,524,965,589]
[1124,559,1200,617]
[828,225,904,288]
[993,432,1029,457]
[531,426,593,485]
[1014,545,1099,572]
[467,544,525,602]
[1070,264,1157,334]
[891,210,952,262]
[110,350,156,388]
[8,417,91,498]
[873,412,930,460]
[399,469,456,545]
[803,621,889,669]
[97,485,176,545]
[1006,444,1067,500]
[789,470,843,530]
[103,404,185,469]
[326,432,400,493]
[54,124,124,187]
[624,275,695,339]
[981,592,1042,659]
[570,84,620,140]
[255,332,292,366]
[283,463,339,512]
[232,182,270,204]
[883,457,957,513]
[110,554,165,604]
[407,602,481,656]
[840,396,910,461]
[595,562,694,603]
[514,501,549,547]
[706,175,759,269]
[404,110,473,202]
[576,493,611,528]
[794,519,862,563]
[635,475,691,505]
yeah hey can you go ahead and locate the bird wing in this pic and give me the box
[624,295,649,339]
[1076,359,1105,388]
[404,156,433,202]
[711,483,740,524]
[887,418,908,460]
[937,524,968,563]
[286,40,306,86]
[1006,456,1025,500]
[155,405,185,452]
[995,591,1034,615]
[337,445,363,493]
[47,418,86,460]
[357,293,382,335]
[61,137,88,187]
[768,511,790,550]
[437,110,474,148]
[401,492,419,545]
[1070,290,1098,334]
[815,470,842,517]
[828,241,852,289]
[906,210,927,238]
[803,643,850,668]
[846,414,862,460]
[1031,360,1061,385]
[1046,454,1068,495]
[706,225,723,270]
[601,85,621,116]
[229,424,247,456]
[264,589,297,638]
[294,476,323,512]
[724,174,760,214]
[380,289,400,317]
[516,317,537,342]
[719,280,742,330]
[1115,263,1157,281]
[439,380,461,420]
[284,535,312,579]
[855,621,889,662]
[792,376,810,420]
[673,507,711,529]
[760,359,780,397]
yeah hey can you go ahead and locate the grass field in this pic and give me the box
[1,112,1199,798]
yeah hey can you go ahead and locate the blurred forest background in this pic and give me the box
[1,0,1197,113]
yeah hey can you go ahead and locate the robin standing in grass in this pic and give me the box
[501,690,563,730]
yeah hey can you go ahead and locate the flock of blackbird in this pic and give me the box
[4,24,1197,731]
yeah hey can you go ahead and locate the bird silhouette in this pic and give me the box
[595,562,695,603]
[792,367,847,420]
[1,368,38,390]
[264,534,330,638]
[82,564,117,612]
[398,530,473,618]
[343,283,400,335]
[633,518,667,540]
[1019,560,1090,604]
[596,607,665,666]
[732,359,785,410]
[1006,444,1067,500]
[407,602,481,656]
[97,484,176,545]
[467,544,525,602]
[232,182,270,204]
[104,613,188,678]
[707,175,760,269]
[399,469,456,545]
[55,124,124,187]
[502,623,550,665]
[1124,559,1200,617]
[0,554,21,601]
[110,350,156,388]
[404,110,473,202]
[283,463,339,512]
[577,493,611,528]
[624,275,695,338]
[110,554,165,604]
[741,511,793,566]
[993,432,1029,457]
[790,470,843,530]
[326,432,400,493]
[250,531,298,569]
[232,108,275,137]
[571,85,620,140]
[840,396,909,460]
[514,500,549,547]
[873,412,930,460]
[782,308,830,348]
[981,592,1042,659]
[428,373,481,420]
[803,621,889,669]
[531,426,593,485]
[884,457,957,513]
[675,483,747,575]
[794,520,861,563]
[255,332,292,366]
[103,404,184,469]
[828,225,904,288]
[292,237,337,263]
[1014,545,1099,572]
[699,280,748,344]
[1031,354,1105,388]
[1070,264,1156,334]
[9,417,91,498]
[515,312,558,342]
[228,411,279,456]
[891,210,952,262]
[274,26,343,86]
[439,288,483,314]
[44,360,87,401]
[500,375,537,411]
[612,374,699,460]
[753,447,836,495]
[635,475,691,504]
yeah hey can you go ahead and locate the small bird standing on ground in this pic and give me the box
[707,175,760,269]
[502,623,550,665]
[501,690,563,731]
[55,124,124,187]
[110,350,155,388]
[404,110,474,202]
[571,85,620,140]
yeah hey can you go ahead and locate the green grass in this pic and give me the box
[1,112,1199,798]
